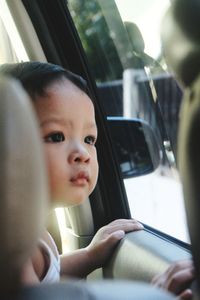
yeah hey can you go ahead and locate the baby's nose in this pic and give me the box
[68,144,90,164]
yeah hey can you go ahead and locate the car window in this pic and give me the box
[67,0,190,243]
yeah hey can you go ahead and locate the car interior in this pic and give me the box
[1,0,200,299]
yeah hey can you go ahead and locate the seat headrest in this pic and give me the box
[178,75,200,290]
[162,0,200,292]
[0,76,49,295]
[124,22,145,54]
[161,0,200,86]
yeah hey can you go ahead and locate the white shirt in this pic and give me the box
[39,234,60,283]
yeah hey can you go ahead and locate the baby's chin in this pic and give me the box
[50,194,88,208]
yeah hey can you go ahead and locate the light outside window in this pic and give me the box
[115,0,169,61]
[68,0,190,243]
[0,0,29,64]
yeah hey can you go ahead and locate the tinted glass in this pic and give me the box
[68,0,189,242]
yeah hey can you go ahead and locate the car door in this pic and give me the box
[0,0,192,283]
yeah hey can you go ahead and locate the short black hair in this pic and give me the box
[0,61,89,100]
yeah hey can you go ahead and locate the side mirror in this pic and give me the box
[107,117,161,179]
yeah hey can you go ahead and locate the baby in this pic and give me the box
[0,61,143,284]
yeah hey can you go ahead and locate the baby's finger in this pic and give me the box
[151,272,165,286]
[178,289,193,300]
[105,230,125,245]
[105,220,143,234]
[167,261,194,279]
[167,268,195,294]
[107,218,140,227]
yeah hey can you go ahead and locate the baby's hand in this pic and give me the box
[86,218,143,269]
[151,260,195,300]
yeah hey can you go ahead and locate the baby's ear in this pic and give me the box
[0,76,49,295]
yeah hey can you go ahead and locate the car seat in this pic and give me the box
[161,0,200,297]
[0,76,49,297]
[0,76,174,299]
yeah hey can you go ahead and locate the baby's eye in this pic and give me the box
[84,135,96,145]
[44,132,65,143]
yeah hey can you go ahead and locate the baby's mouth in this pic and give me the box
[70,171,89,185]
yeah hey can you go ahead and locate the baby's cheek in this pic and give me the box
[46,170,57,201]
[49,175,58,192]
[44,154,59,195]
[90,156,99,193]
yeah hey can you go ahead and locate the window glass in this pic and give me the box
[68,0,190,242]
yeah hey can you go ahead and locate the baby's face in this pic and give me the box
[33,78,98,207]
